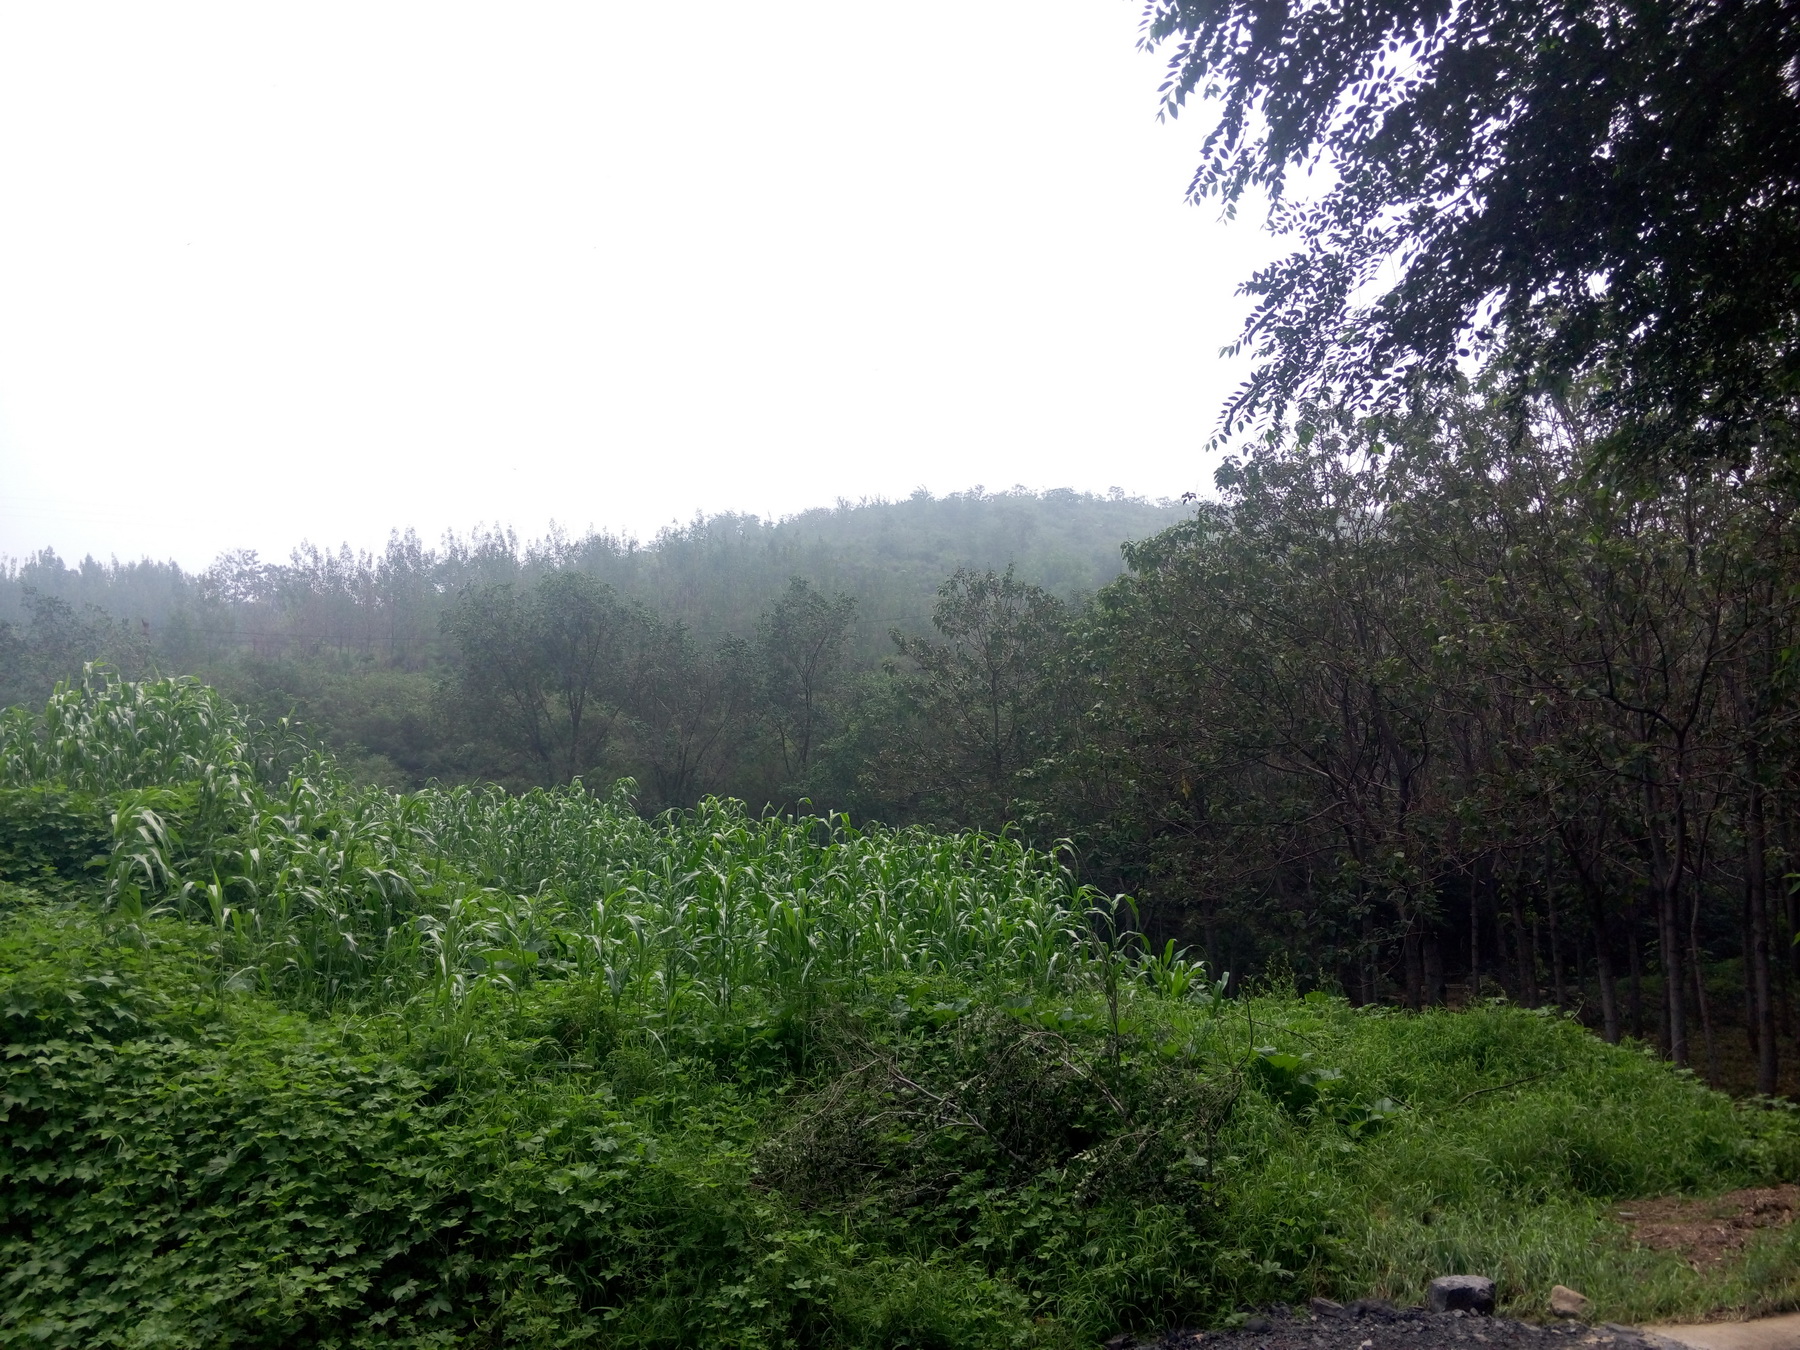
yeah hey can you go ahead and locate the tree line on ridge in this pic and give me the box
[8,383,1800,1092]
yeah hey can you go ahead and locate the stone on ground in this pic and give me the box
[1550,1286,1591,1319]
[1428,1275,1496,1315]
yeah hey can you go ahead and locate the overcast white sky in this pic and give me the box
[0,1,1273,572]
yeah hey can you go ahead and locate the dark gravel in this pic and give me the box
[1118,1300,1672,1350]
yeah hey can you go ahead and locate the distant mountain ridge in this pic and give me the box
[1,488,1188,670]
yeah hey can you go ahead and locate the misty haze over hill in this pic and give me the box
[0,488,1186,795]
[0,488,1184,662]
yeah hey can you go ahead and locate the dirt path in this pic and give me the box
[1618,1187,1800,1269]
[1644,1315,1800,1350]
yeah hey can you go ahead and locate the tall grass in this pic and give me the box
[4,673,1799,1349]
[0,670,1139,1022]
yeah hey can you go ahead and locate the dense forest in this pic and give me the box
[3,0,1799,1341]
[6,677,1790,1344]
[9,386,1800,1095]
[0,488,1182,795]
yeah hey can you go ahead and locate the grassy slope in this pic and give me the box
[2,676,1798,1348]
[5,884,1799,1349]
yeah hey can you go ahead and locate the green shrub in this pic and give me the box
[0,788,109,894]
[3,678,1800,1344]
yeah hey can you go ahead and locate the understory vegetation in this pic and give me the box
[12,389,1800,1098]
[4,676,1800,1347]
[4,0,1795,1340]
[0,487,1181,801]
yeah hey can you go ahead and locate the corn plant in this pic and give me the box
[0,676,1191,1033]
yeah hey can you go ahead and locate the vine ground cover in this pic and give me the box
[3,674,1800,1348]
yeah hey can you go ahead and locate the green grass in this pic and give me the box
[3,673,1800,1347]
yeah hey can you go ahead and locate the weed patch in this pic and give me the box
[3,678,1800,1343]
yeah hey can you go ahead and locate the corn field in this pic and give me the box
[11,675,1796,1350]
[0,671,1194,1024]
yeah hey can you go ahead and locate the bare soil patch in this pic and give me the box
[1614,1186,1800,1270]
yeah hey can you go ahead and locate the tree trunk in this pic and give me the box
[1590,895,1622,1044]
[1643,765,1693,1064]
[1359,911,1375,1004]
[1659,876,1688,1064]
[1543,838,1563,1008]
[1743,897,1760,1065]
[1574,923,1590,1019]
[1562,828,1619,1040]
[1627,895,1647,1041]
[1781,812,1800,1058]
[1423,929,1444,1007]
[1777,852,1795,1054]
[1689,884,1718,1084]
[1511,888,1539,1005]
[1746,764,1778,1094]
[1470,869,1483,1001]
[1648,800,1689,1064]
[1548,893,1565,1008]
[1402,916,1424,1011]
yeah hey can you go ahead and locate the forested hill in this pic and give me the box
[563,488,1185,656]
[10,395,1800,1101]
[0,487,1183,675]
[0,488,1184,797]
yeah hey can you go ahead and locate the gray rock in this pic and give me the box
[1311,1298,1350,1320]
[1428,1275,1496,1316]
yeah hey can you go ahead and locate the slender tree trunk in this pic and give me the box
[1746,766,1778,1094]
[1627,896,1646,1040]
[1511,889,1539,1005]
[1660,878,1688,1063]
[1359,911,1375,1004]
[1741,880,1760,1071]
[1548,842,1562,1008]
[1780,813,1800,1058]
[1591,897,1621,1043]
[1575,923,1590,1019]
[1743,896,1760,1066]
[1548,892,1566,1008]
[1690,884,1718,1084]
[1563,829,1620,1040]
[1776,838,1795,1054]
[1649,799,1689,1063]
[1780,910,1795,1048]
[1785,802,1800,993]
[1402,912,1424,1011]
[1423,929,1444,1007]
[1470,869,1483,1002]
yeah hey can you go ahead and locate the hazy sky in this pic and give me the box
[0,2,1273,571]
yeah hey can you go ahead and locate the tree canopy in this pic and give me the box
[1142,0,1800,462]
